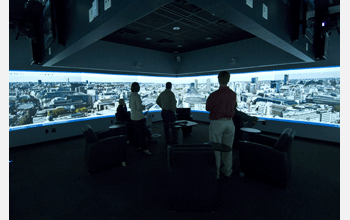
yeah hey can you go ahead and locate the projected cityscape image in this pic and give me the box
[9,67,340,129]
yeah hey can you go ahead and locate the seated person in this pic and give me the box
[117,99,133,144]
[117,99,130,122]
[117,99,157,145]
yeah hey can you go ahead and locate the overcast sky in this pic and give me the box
[9,66,340,84]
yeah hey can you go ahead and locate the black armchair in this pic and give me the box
[238,128,295,188]
[175,108,193,135]
[82,124,127,174]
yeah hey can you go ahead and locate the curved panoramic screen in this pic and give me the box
[9,66,340,131]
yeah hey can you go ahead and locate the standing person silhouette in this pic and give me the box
[156,82,177,145]
[206,71,236,179]
[129,82,152,155]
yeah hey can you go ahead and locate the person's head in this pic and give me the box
[218,71,230,86]
[119,99,125,105]
[131,82,140,92]
[166,82,172,89]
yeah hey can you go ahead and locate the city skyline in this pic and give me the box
[9,66,340,130]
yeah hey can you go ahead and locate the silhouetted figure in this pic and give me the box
[206,71,237,179]
[156,82,177,145]
[116,99,133,144]
[116,99,130,122]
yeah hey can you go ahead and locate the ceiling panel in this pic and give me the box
[101,0,255,54]
[136,13,175,28]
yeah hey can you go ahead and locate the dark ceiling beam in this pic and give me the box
[43,0,173,67]
[187,0,315,63]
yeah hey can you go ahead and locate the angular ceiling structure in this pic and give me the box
[9,0,340,76]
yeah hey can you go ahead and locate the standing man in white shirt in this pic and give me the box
[156,82,177,145]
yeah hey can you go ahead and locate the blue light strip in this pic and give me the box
[9,115,115,131]
[190,110,339,128]
[257,117,340,128]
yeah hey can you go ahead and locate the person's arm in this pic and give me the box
[156,94,161,108]
[135,95,144,111]
[232,93,237,116]
[129,96,135,111]
[170,92,177,112]
[206,94,213,111]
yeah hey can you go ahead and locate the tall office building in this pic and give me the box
[194,79,198,90]
[271,81,281,93]
[252,77,258,83]
[284,74,289,84]
[206,79,211,90]
[71,83,80,92]
[249,83,256,93]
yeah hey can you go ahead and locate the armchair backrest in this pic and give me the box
[82,124,98,144]
[176,108,191,120]
[274,128,295,152]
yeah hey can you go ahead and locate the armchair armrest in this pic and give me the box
[89,134,125,147]
[239,140,287,172]
[251,134,278,148]
[95,130,115,140]
[239,140,279,158]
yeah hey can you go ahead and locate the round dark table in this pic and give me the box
[170,120,198,144]
[240,127,261,141]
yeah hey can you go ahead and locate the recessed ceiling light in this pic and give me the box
[145,37,152,40]
[177,45,183,48]
[205,37,212,40]
[173,27,180,31]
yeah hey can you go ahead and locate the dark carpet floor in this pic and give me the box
[9,121,340,219]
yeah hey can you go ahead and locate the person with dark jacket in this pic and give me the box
[116,99,133,144]
[156,82,177,145]
[116,99,130,122]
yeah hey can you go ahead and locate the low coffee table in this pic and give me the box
[240,127,261,141]
[170,120,198,144]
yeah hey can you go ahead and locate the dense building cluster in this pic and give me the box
[9,76,340,128]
